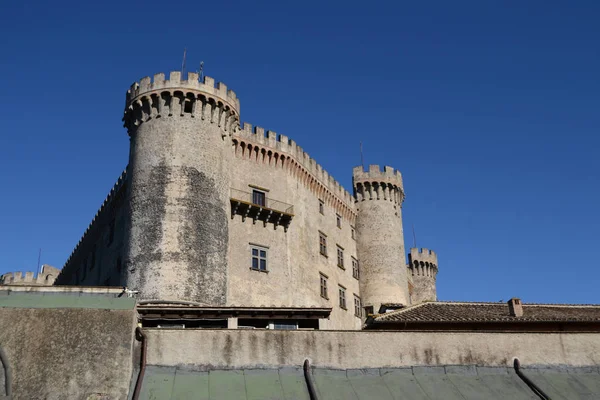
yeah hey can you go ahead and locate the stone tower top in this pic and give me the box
[408,248,438,266]
[125,71,240,113]
[352,165,404,204]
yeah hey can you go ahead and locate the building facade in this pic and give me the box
[54,71,438,329]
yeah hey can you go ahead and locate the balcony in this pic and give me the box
[230,188,294,231]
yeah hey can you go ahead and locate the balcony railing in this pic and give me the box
[230,188,294,231]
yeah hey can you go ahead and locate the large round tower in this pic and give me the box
[407,248,438,304]
[122,71,240,304]
[353,165,409,313]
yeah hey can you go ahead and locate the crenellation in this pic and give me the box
[0,265,60,286]
[407,247,439,304]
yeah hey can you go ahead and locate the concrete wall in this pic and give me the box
[145,329,600,370]
[229,130,361,330]
[0,307,136,400]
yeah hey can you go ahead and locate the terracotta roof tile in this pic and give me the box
[373,302,600,323]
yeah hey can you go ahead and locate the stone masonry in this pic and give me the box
[54,70,439,329]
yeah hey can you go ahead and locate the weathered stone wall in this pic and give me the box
[55,171,128,287]
[353,165,410,311]
[145,329,600,370]
[0,306,136,399]
[229,126,360,330]
[123,72,239,304]
[0,265,60,286]
[408,248,438,304]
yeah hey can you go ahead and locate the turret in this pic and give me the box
[407,248,438,304]
[122,71,240,304]
[353,165,409,313]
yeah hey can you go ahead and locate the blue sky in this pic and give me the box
[0,1,598,303]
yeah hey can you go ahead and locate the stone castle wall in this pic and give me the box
[55,170,128,287]
[0,265,60,286]
[408,248,438,304]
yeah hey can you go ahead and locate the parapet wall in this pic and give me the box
[352,165,405,205]
[233,122,356,216]
[408,248,438,266]
[352,164,403,187]
[126,71,240,114]
[0,265,60,286]
[146,329,600,370]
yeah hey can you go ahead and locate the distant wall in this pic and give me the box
[0,265,60,286]
[0,296,136,399]
[146,329,600,370]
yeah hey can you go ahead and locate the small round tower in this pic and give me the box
[407,248,438,304]
[353,165,409,313]
[122,71,240,304]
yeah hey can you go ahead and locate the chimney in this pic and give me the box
[508,298,523,317]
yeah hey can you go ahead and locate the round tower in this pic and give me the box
[122,71,240,304]
[407,248,438,304]
[353,165,409,313]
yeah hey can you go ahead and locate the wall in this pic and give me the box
[55,170,128,287]
[229,127,361,330]
[0,265,60,286]
[145,329,600,370]
[0,293,136,400]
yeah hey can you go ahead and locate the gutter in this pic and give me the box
[0,346,11,398]
[303,359,319,400]
[131,327,147,400]
[513,358,551,400]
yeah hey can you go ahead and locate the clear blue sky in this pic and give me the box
[0,1,598,303]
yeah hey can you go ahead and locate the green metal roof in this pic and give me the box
[137,365,600,399]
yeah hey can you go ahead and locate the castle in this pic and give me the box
[2,70,599,399]
[48,70,438,330]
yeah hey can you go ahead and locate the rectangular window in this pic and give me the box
[320,273,328,299]
[319,232,327,256]
[319,199,324,214]
[351,226,355,240]
[251,245,268,271]
[252,189,266,207]
[107,219,115,247]
[337,246,344,269]
[354,295,362,317]
[336,214,342,228]
[352,257,359,280]
[339,285,347,309]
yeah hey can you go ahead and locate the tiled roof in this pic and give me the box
[373,301,600,323]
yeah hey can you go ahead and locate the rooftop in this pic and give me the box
[371,301,600,325]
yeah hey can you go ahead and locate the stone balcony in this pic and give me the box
[230,188,294,231]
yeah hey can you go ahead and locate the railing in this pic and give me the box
[230,188,294,215]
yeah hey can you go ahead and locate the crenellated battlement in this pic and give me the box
[125,71,239,112]
[0,265,60,286]
[352,165,404,204]
[408,247,438,266]
[233,122,356,215]
[57,168,128,282]
[123,72,240,136]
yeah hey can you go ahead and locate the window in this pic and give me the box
[251,245,268,271]
[352,257,359,280]
[252,189,266,207]
[336,214,342,228]
[354,295,362,317]
[339,285,347,309]
[272,323,298,330]
[351,226,355,240]
[320,273,328,299]
[319,199,324,214]
[319,232,327,256]
[337,246,344,269]
[107,219,115,247]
